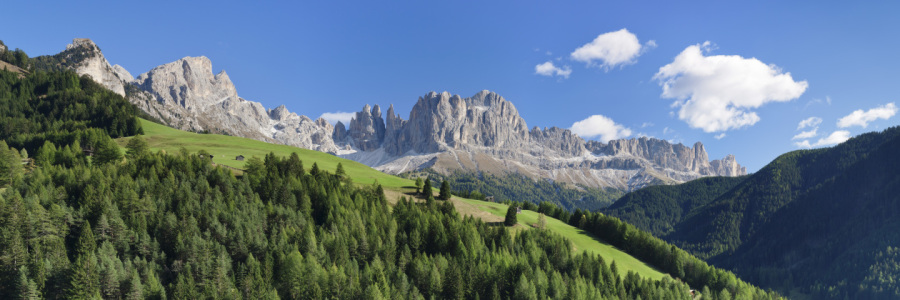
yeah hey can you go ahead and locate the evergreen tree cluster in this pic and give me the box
[428,171,622,211]
[508,201,781,300]
[0,68,143,156]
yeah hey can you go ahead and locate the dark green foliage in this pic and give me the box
[0,40,32,70]
[504,205,517,226]
[430,171,622,211]
[92,136,122,165]
[0,67,143,157]
[125,135,149,159]
[605,126,900,299]
[0,141,23,186]
[604,176,746,236]
[439,180,451,200]
[335,162,345,178]
[422,176,432,197]
[415,177,424,194]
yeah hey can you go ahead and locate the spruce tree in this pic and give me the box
[505,205,518,226]
[68,222,100,299]
[335,162,346,178]
[439,180,451,200]
[422,177,432,198]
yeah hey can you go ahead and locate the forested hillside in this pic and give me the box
[604,176,746,237]
[605,126,900,298]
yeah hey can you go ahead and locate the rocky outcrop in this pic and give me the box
[348,104,385,151]
[61,39,128,97]
[134,57,239,111]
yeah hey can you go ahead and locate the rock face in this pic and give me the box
[62,39,128,97]
[337,90,746,190]
[49,38,746,191]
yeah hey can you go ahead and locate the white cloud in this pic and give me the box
[570,28,648,70]
[654,42,809,132]
[318,112,355,125]
[714,133,726,140]
[795,130,851,148]
[837,102,897,128]
[662,127,672,135]
[797,117,822,130]
[535,61,572,78]
[570,114,633,142]
[640,122,654,128]
[792,128,818,140]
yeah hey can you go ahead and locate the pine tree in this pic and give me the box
[335,162,346,178]
[439,180,452,200]
[68,222,101,299]
[423,177,432,198]
[505,205,518,226]
[125,270,143,300]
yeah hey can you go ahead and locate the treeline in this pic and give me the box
[0,40,32,70]
[422,171,622,212]
[502,200,780,300]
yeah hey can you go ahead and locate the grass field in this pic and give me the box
[127,118,667,280]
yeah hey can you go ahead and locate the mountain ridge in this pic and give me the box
[603,126,900,298]
[42,38,746,191]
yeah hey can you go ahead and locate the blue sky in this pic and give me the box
[4,1,899,171]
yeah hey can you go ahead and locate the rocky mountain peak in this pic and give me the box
[348,103,386,151]
[67,38,100,52]
[58,38,127,97]
[134,56,239,111]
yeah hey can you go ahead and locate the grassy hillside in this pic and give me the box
[132,119,411,188]
[129,118,667,280]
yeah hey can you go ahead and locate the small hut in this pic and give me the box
[485,196,495,202]
[235,155,245,161]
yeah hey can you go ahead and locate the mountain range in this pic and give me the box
[41,38,746,191]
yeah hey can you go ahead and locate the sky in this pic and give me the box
[3,1,899,172]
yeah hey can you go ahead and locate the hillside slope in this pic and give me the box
[605,126,900,298]
[131,118,668,280]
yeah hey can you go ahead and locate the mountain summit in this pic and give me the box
[42,38,746,191]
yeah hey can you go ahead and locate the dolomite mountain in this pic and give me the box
[45,38,746,191]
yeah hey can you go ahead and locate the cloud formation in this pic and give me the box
[797,117,822,130]
[570,114,632,142]
[792,128,818,140]
[795,130,851,148]
[534,61,572,78]
[570,29,651,70]
[837,102,897,128]
[318,112,355,125]
[654,42,808,132]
